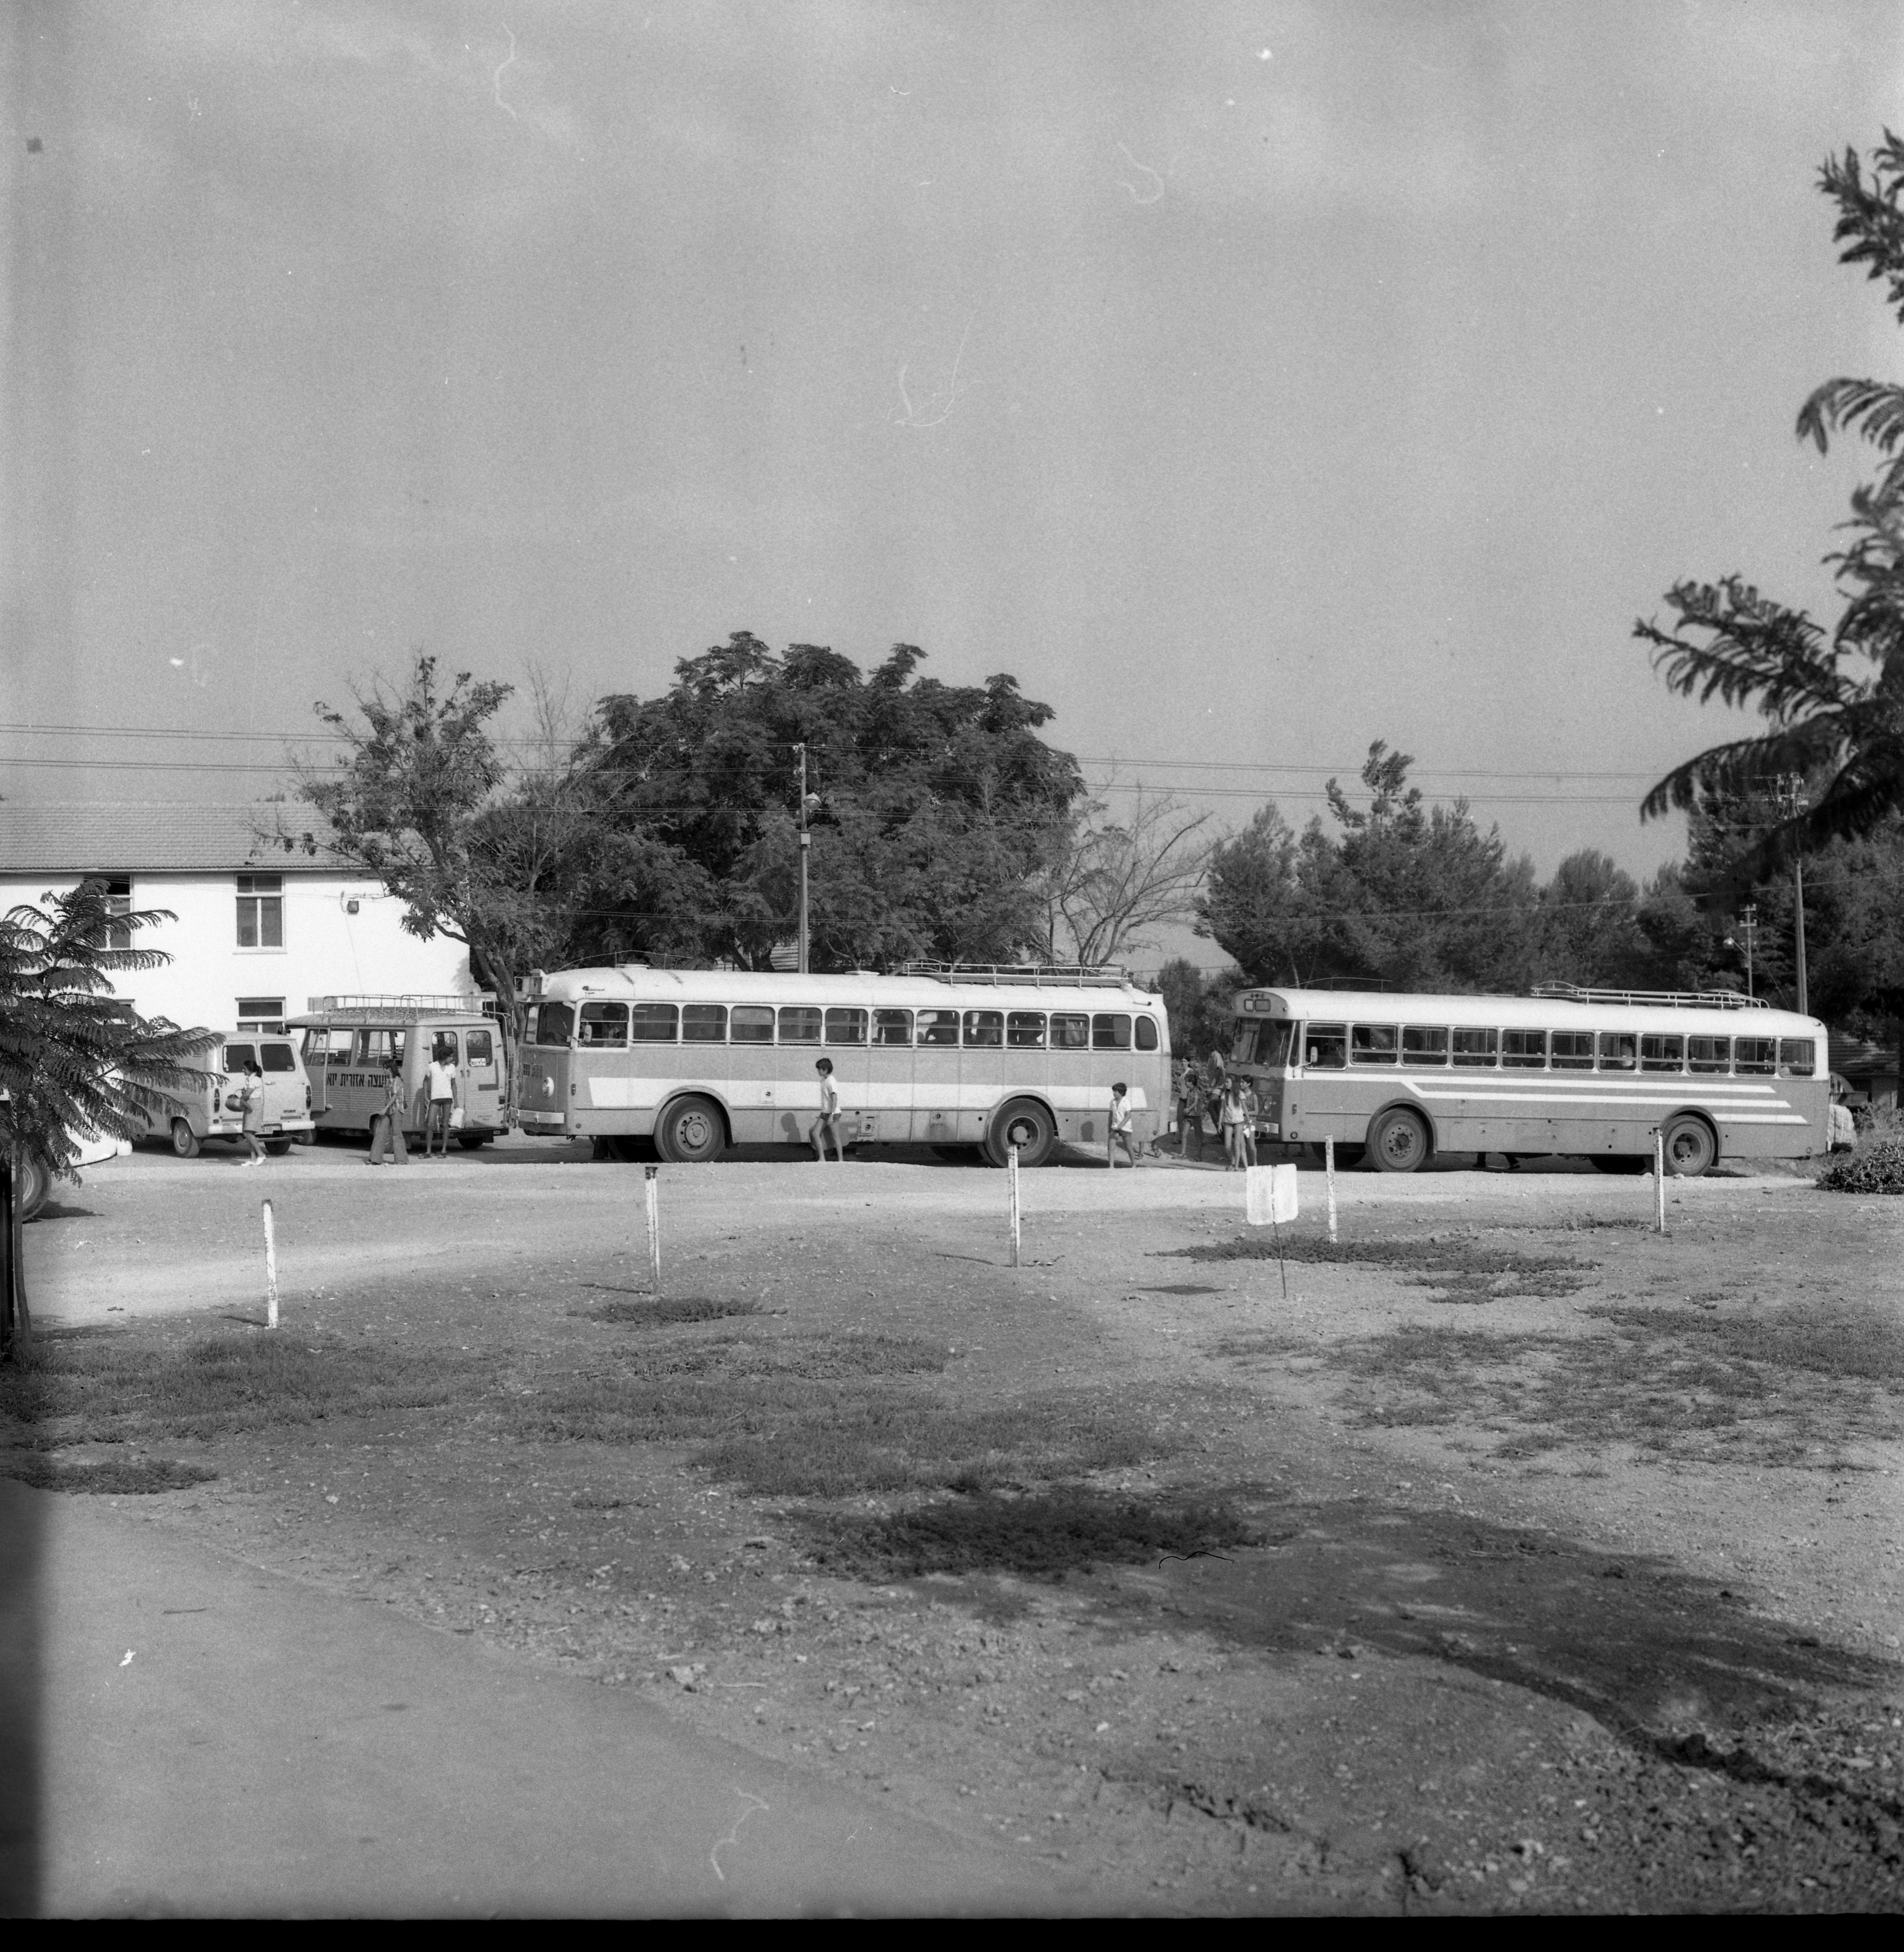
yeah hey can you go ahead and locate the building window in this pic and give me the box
[236,997,285,1034]
[236,874,284,949]
[88,876,133,951]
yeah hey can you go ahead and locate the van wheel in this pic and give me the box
[457,1132,493,1151]
[170,1118,202,1160]
[987,1098,1056,1168]
[1661,1114,1716,1178]
[654,1095,727,1163]
[264,1138,293,1157]
[1369,1107,1432,1173]
[16,1151,52,1222]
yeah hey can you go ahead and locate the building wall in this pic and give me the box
[0,870,470,1032]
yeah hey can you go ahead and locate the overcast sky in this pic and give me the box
[5,0,1902,934]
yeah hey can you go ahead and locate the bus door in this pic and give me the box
[960,1008,1006,1139]
[355,1025,409,1131]
[820,1005,875,1142]
[911,1005,962,1144]
[772,1006,825,1143]
[462,1024,501,1127]
[1235,1016,1294,1132]
[302,1026,351,1120]
[725,1004,777,1143]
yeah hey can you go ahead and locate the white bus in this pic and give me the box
[1222,983,1828,1176]
[516,963,1171,1165]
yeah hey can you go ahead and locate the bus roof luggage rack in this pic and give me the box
[897,960,1136,989]
[1529,981,1768,1011]
[300,993,495,1017]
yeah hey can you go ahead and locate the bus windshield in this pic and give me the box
[1231,1018,1293,1069]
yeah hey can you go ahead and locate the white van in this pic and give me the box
[145,1032,317,1157]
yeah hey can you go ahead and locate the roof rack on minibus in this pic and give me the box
[895,961,1138,989]
[1528,981,1770,1011]
[295,993,498,1025]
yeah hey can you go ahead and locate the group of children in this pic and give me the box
[1173,1053,1260,1170]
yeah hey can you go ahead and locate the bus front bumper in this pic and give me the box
[518,1111,568,1134]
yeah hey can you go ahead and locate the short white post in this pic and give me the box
[1324,1136,1339,1244]
[261,1198,279,1329]
[643,1164,662,1291]
[1653,1128,1667,1235]
[1008,1144,1022,1267]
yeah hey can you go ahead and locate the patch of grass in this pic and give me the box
[0,1453,217,1494]
[1183,1233,1593,1304]
[582,1296,762,1326]
[808,1487,1258,1579]
[0,1332,491,1444]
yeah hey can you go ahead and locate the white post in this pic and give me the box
[1653,1129,1667,1235]
[1324,1137,1338,1244]
[1008,1144,1021,1267]
[261,1198,279,1329]
[644,1164,662,1291]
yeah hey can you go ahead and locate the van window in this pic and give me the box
[259,1043,297,1073]
[779,1007,822,1044]
[357,1028,405,1067]
[872,1008,913,1046]
[917,1008,960,1047]
[1050,1013,1089,1050]
[1599,1032,1637,1071]
[1091,1013,1131,1051]
[629,1004,678,1043]
[825,1008,868,1045]
[1734,1036,1777,1075]
[1134,1016,1159,1051]
[1687,1036,1730,1074]
[306,1027,353,1067]
[1007,1012,1047,1049]
[1451,1028,1497,1067]
[466,1029,494,1065]
[963,1010,1004,1048]
[1550,1031,1594,1070]
[1402,1026,1450,1065]
[1779,1038,1816,1077]
[1304,1023,1347,1069]
[1641,1034,1683,1072]
[533,1003,573,1046]
[731,1005,774,1044]
[1502,1030,1547,1069]
[683,1005,727,1043]
[1351,1025,1398,1065]
[578,1002,628,1047]
[223,1042,255,1072]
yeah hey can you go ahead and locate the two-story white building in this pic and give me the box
[0,804,472,1033]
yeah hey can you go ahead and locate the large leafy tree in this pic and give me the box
[1636,134,1904,863]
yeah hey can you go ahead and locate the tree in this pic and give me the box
[1527,850,1653,989]
[1,882,215,1355]
[1033,789,1214,966]
[1151,955,1240,1059]
[1636,134,1904,868]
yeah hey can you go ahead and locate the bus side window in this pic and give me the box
[963,1011,1004,1048]
[1401,1026,1449,1065]
[1687,1036,1730,1074]
[1598,1032,1637,1071]
[1007,1012,1047,1049]
[778,1007,822,1045]
[356,1028,405,1067]
[872,1008,913,1046]
[683,1005,727,1043]
[1640,1034,1683,1072]
[1734,1036,1777,1075]
[917,1008,960,1047]
[534,1003,574,1046]
[1303,1023,1347,1069]
[1134,1016,1159,1051]
[1050,1013,1089,1051]
[1502,1030,1547,1069]
[579,1002,629,1047]
[825,1008,868,1045]
[1779,1038,1816,1077]
[731,1006,774,1044]
[1450,1028,1497,1068]
[629,1004,678,1043]
[1350,1025,1398,1065]
[1091,1014,1131,1051]
[1550,1031,1594,1070]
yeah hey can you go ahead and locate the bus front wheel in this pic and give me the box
[1369,1107,1433,1173]
[655,1095,727,1163]
[1660,1114,1716,1178]
[987,1098,1056,1168]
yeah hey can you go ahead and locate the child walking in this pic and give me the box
[1109,1082,1140,1168]
[809,1057,844,1162]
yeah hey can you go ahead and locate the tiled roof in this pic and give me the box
[0,803,352,873]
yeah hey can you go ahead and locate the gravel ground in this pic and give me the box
[10,1135,1903,1913]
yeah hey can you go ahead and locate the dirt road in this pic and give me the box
[8,1138,1902,1913]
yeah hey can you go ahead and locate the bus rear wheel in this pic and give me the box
[987,1098,1056,1168]
[1368,1107,1432,1173]
[170,1118,201,1159]
[655,1095,727,1163]
[1661,1114,1716,1178]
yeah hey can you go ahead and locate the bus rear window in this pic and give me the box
[1641,1034,1683,1072]
[964,1011,1003,1048]
[629,1004,678,1043]
[579,1002,628,1047]
[872,1009,912,1046]
[533,1003,572,1046]
[1733,1036,1777,1075]
[1402,1026,1450,1065]
[1134,1016,1159,1051]
[1687,1036,1730,1073]
[1551,1031,1594,1070]
[1502,1030,1547,1069]
[1451,1028,1497,1067]
[825,1008,868,1045]
[683,1005,727,1043]
[466,1030,494,1064]
[779,1007,822,1044]
[1303,1024,1347,1069]
[1091,1014,1131,1050]
[1351,1025,1398,1065]
[731,1006,774,1044]
[1007,1012,1046,1049]
[917,1009,960,1047]
[1779,1038,1816,1076]
[1050,1013,1089,1050]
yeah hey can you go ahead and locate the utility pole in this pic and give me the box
[1739,902,1758,999]
[794,743,810,975]
[1779,773,1809,1016]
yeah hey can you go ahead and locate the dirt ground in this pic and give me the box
[7,1135,1903,1914]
